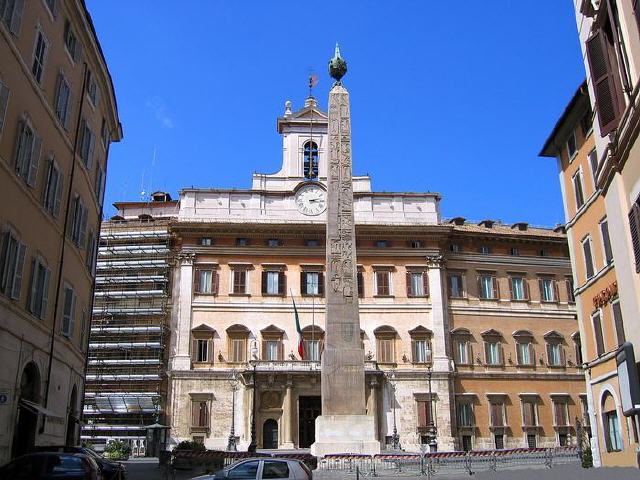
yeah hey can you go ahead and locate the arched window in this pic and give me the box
[303,141,318,179]
[602,392,622,452]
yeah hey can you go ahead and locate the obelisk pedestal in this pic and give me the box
[311,45,380,457]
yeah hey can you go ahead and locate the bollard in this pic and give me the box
[356,465,360,480]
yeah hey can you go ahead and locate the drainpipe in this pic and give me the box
[41,63,89,433]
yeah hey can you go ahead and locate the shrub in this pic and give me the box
[581,445,593,468]
[175,440,206,451]
[104,440,131,460]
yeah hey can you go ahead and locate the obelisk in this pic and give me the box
[311,44,380,457]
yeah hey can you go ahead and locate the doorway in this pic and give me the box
[298,396,321,448]
[263,419,279,449]
[65,385,78,446]
[11,363,41,458]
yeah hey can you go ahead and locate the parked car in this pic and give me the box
[0,452,102,480]
[191,458,312,480]
[33,446,126,480]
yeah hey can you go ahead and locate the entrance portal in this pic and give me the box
[298,396,321,448]
[12,362,41,458]
[263,419,278,449]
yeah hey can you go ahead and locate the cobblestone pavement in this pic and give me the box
[122,458,639,480]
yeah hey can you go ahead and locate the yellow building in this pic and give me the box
[0,0,121,462]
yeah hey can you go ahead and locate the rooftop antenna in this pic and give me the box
[148,147,157,201]
[140,169,146,201]
[307,71,319,179]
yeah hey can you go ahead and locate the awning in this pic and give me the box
[20,399,64,420]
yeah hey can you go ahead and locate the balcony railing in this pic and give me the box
[248,360,379,372]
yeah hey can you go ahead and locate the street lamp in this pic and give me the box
[425,345,437,452]
[227,369,238,451]
[248,341,259,453]
[386,369,400,450]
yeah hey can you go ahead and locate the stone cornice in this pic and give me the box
[454,371,584,381]
[449,304,576,319]
[446,253,572,269]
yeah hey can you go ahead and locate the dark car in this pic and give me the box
[0,452,101,480]
[191,458,312,480]
[33,446,126,480]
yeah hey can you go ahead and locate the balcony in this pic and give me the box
[248,360,379,372]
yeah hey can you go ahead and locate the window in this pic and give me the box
[509,275,528,301]
[417,397,433,429]
[484,340,502,366]
[191,400,209,428]
[449,243,460,253]
[588,149,599,187]
[514,334,534,366]
[191,326,215,364]
[410,240,422,249]
[539,248,549,257]
[604,409,623,452]
[61,285,76,338]
[85,230,96,273]
[581,109,593,137]
[95,165,105,206]
[574,334,583,366]
[546,338,565,367]
[303,141,318,179]
[375,240,388,248]
[612,301,625,346]
[78,119,95,169]
[539,277,557,302]
[582,237,595,279]
[304,339,321,362]
[70,195,88,248]
[229,337,247,363]
[375,270,391,296]
[478,245,491,254]
[267,238,281,247]
[490,402,505,427]
[196,339,210,362]
[0,80,8,135]
[454,338,470,365]
[592,310,605,356]
[14,121,42,187]
[477,273,498,300]
[357,269,364,298]
[494,434,504,450]
[629,195,640,273]
[508,247,519,256]
[194,268,218,295]
[566,277,575,303]
[461,435,472,452]
[236,238,249,247]
[553,400,568,426]
[527,434,537,448]
[42,158,63,217]
[600,218,613,265]
[1,0,25,35]
[87,72,99,107]
[231,267,248,294]
[31,30,48,84]
[305,239,319,247]
[200,237,212,246]
[573,170,585,210]
[228,461,259,480]
[262,269,285,296]
[64,20,81,61]
[522,400,537,427]
[406,270,428,297]
[300,270,323,296]
[559,433,568,446]
[409,327,431,363]
[457,402,474,427]
[262,335,283,361]
[0,231,26,300]
[566,131,577,159]
[54,74,72,128]
[375,327,396,364]
[27,257,49,320]
[586,8,625,136]
[263,461,289,479]
[448,273,465,298]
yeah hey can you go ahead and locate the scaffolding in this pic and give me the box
[81,218,173,454]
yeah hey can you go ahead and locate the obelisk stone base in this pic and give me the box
[310,415,380,457]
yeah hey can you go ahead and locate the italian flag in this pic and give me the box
[293,297,304,359]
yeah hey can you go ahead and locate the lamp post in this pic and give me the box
[227,369,238,451]
[386,369,400,450]
[248,341,259,453]
[426,345,437,452]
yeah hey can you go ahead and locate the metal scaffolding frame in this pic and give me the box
[81,219,172,448]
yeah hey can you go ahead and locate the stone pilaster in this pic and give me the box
[282,377,294,448]
[171,252,195,370]
[426,254,452,372]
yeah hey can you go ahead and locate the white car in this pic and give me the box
[191,458,312,480]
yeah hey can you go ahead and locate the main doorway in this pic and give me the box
[263,419,278,449]
[12,363,41,458]
[298,396,321,448]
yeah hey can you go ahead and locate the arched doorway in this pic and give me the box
[11,362,41,458]
[65,385,78,446]
[262,419,278,449]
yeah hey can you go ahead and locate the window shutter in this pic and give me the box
[87,132,95,169]
[553,281,560,303]
[560,345,566,366]
[78,203,88,247]
[78,119,86,159]
[191,402,198,425]
[69,292,76,338]
[417,400,427,427]
[507,277,513,299]
[53,168,63,217]
[261,341,267,360]
[28,258,37,313]
[9,0,24,35]
[629,203,640,273]
[212,272,219,295]
[492,276,499,299]
[261,271,267,295]
[523,279,530,300]
[278,271,285,296]
[41,268,50,320]
[0,82,9,134]
[278,340,284,361]
[484,342,490,364]
[27,135,41,187]
[193,269,201,294]
[300,272,307,295]
[586,29,623,136]
[523,403,533,426]
[476,275,482,298]
[498,343,503,365]
[634,0,640,36]
[357,271,364,298]
[422,272,429,297]
[528,343,535,365]
[538,279,544,301]
[207,338,213,363]
[13,120,25,173]
[10,242,26,300]
[191,338,198,362]
[406,271,412,297]
[447,276,453,297]
[546,343,552,365]
[318,272,324,296]
[73,39,83,63]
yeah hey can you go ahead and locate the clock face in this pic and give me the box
[295,184,327,216]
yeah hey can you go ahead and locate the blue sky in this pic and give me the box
[87,1,585,226]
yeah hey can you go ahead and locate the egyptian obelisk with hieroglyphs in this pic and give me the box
[310,45,381,457]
